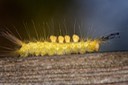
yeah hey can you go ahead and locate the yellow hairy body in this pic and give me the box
[17,34,100,57]
[1,31,119,57]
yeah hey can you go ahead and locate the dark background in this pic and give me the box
[0,0,128,52]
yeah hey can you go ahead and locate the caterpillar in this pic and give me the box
[1,30,119,57]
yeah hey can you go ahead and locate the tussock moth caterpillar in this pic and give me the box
[1,29,119,57]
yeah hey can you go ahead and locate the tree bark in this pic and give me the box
[0,52,128,85]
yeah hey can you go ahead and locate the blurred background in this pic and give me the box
[0,0,128,52]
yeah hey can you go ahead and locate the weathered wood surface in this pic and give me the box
[0,52,128,85]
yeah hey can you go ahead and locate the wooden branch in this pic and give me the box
[0,52,128,85]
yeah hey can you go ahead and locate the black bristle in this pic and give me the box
[101,32,120,41]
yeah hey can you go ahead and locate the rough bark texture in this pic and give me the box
[0,52,128,85]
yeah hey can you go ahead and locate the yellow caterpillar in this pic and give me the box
[1,31,119,57]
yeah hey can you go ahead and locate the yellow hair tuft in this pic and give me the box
[64,35,71,43]
[58,36,64,43]
[72,34,79,43]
